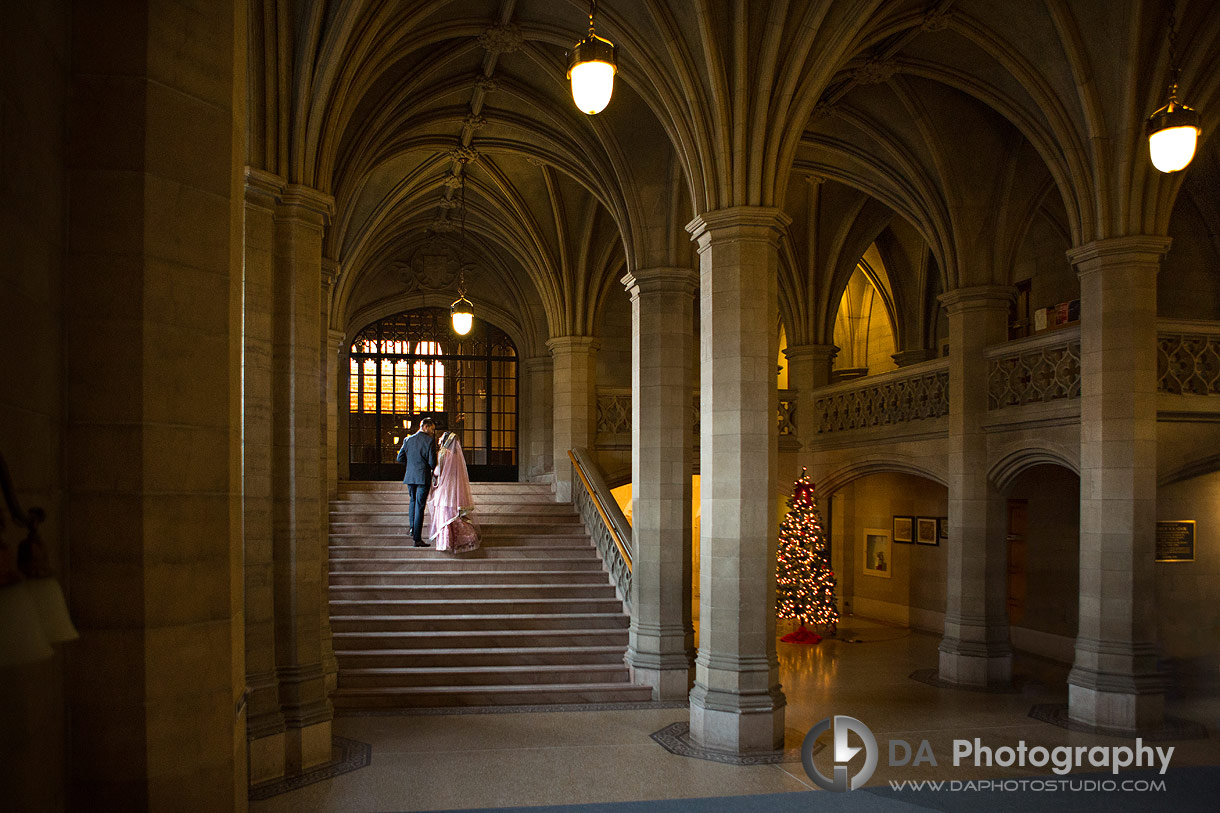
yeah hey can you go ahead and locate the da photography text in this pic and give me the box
[803,715,1175,792]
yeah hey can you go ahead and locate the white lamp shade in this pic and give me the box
[1149,124,1199,173]
[24,576,79,643]
[0,581,55,666]
[570,60,616,115]
[451,311,474,335]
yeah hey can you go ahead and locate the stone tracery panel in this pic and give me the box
[987,339,1081,409]
[813,368,948,433]
[1158,332,1220,395]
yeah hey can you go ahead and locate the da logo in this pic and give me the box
[801,715,878,792]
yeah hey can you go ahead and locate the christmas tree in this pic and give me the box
[777,470,838,643]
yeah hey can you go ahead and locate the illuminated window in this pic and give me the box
[413,341,444,412]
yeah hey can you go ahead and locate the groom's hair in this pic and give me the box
[419,417,435,429]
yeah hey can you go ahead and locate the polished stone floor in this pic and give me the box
[250,618,1219,811]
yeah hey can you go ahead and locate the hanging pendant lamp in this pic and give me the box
[568,0,617,115]
[1147,1,1201,173]
[451,174,475,335]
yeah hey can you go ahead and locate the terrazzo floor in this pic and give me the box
[250,618,1220,811]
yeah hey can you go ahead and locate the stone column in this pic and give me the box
[243,168,287,783]
[318,263,339,695]
[783,343,836,472]
[938,286,1013,686]
[519,356,554,482]
[685,207,789,754]
[622,267,697,699]
[64,2,245,803]
[335,330,352,483]
[271,185,335,771]
[548,337,599,501]
[1067,237,1169,731]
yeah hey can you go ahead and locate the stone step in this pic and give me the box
[332,629,630,651]
[340,482,554,495]
[326,502,573,515]
[329,519,584,532]
[328,583,618,601]
[328,545,599,560]
[328,533,592,547]
[335,646,627,669]
[332,497,571,510]
[330,613,630,633]
[339,662,631,689]
[328,570,611,587]
[329,597,624,616]
[329,557,604,572]
[331,682,655,708]
[327,514,579,527]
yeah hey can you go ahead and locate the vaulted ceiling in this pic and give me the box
[247,0,1220,350]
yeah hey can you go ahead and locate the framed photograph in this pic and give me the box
[863,529,892,578]
[938,516,948,541]
[916,517,939,546]
[893,515,914,544]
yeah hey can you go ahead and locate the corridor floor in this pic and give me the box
[250,619,1219,811]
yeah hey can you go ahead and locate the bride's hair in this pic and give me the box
[439,431,457,449]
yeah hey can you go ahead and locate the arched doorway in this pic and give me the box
[346,307,518,481]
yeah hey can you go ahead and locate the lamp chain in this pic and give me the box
[589,0,597,37]
[458,172,467,298]
[1167,0,1181,91]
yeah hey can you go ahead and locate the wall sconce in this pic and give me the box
[568,0,617,115]
[0,453,78,667]
[1147,1,1201,173]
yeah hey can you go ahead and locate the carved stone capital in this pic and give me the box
[478,23,523,55]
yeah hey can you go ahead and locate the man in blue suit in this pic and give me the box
[398,417,438,547]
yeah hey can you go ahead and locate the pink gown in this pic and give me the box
[427,433,480,552]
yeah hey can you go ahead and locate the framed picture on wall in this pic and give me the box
[916,517,939,546]
[893,515,914,544]
[863,529,892,578]
[938,516,948,541]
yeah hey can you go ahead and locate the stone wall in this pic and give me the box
[831,473,948,631]
[1155,469,1220,676]
[0,2,70,809]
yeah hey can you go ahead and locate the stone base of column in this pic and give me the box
[247,731,286,785]
[1067,683,1164,732]
[285,719,332,773]
[938,637,1013,687]
[322,651,339,695]
[689,685,786,753]
[1068,641,1164,731]
[892,349,938,367]
[627,645,694,700]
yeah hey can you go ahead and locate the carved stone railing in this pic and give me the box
[778,389,796,436]
[569,448,632,611]
[595,387,631,436]
[986,326,1081,410]
[812,360,949,433]
[596,387,796,444]
[1158,320,1220,395]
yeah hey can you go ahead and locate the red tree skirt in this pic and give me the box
[780,624,823,645]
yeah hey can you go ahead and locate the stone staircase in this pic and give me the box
[328,481,652,708]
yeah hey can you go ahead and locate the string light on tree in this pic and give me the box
[777,469,838,643]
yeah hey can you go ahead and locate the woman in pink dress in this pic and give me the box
[426,431,480,552]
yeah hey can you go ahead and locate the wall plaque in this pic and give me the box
[1155,520,1195,562]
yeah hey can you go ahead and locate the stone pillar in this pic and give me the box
[685,207,788,754]
[318,263,339,695]
[335,330,351,483]
[622,267,697,699]
[243,168,287,783]
[1067,237,1169,731]
[938,286,1013,686]
[783,343,836,472]
[271,185,335,771]
[519,356,554,482]
[548,337,599,501]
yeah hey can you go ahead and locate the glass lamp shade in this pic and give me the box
[0,581,54,666]
[567,35,617,115]
[24,576,79,643]
[1146,97,1201,173]
[451,297,474,335]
